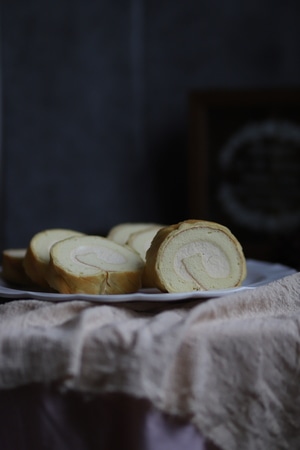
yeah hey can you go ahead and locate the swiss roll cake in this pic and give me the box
[46,235,145,295]
[23,228,85,288]
[143,220,247,292]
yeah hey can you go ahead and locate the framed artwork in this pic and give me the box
[188,89,300,268]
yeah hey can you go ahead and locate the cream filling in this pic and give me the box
[70,245,127,269]
[174,241,230,281]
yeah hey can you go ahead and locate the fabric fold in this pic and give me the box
[0,272,299,450]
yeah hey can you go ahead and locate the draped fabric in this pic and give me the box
[0,272,299,450]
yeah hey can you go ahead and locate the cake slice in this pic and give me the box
[143,220,247,292]
[23,228,85,288]
[107,222,161,246]
[2,248,33,286]
[126,225,162,261]
[46,235,145,295]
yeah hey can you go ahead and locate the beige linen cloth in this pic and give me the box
[0,272,299,450]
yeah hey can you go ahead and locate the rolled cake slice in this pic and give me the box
[126,225,162,261]
[2,248,33,286]
[107,222,161,246]
[23,228,85,288]
[46,235,145,295]
[143,220,247,292]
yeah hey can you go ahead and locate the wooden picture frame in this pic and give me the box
[188,89,300,268]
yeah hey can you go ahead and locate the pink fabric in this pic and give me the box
[0,384,221,450]
[0,271,299,448]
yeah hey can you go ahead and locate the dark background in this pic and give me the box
[1,0,300,266]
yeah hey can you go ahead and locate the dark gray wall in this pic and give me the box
[2,0,300,248]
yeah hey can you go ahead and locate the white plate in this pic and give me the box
[0,259,296,304]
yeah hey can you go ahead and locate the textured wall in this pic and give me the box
[2,0,300,248]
